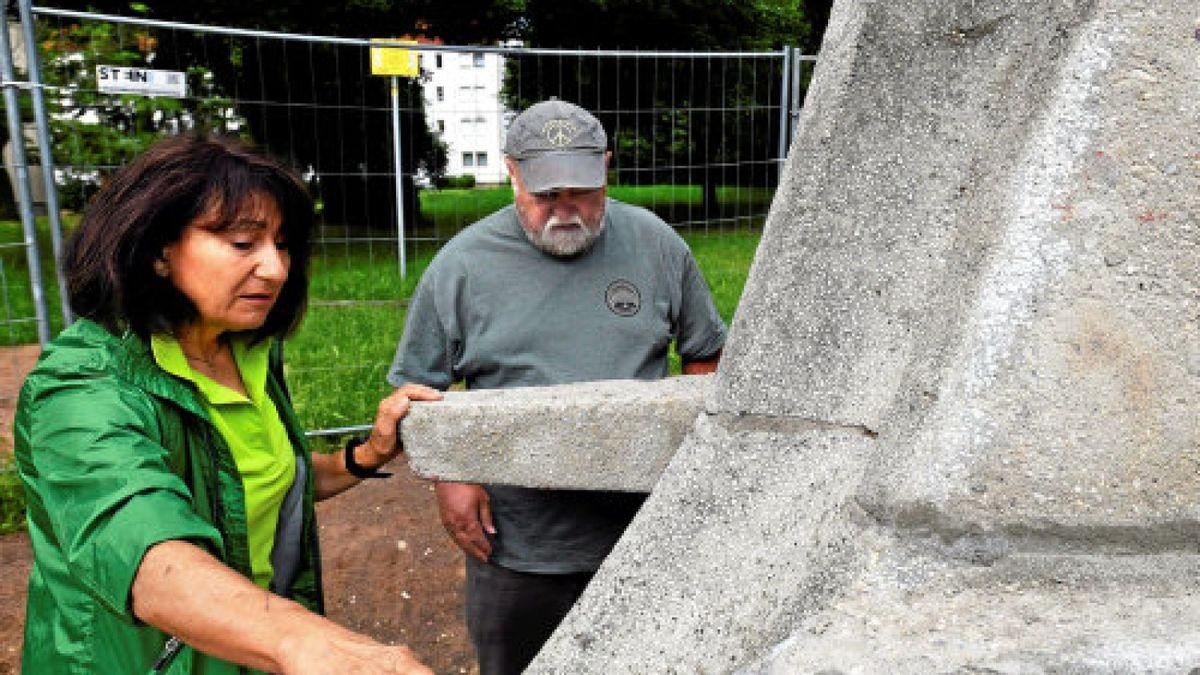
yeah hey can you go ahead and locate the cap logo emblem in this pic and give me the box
[605,279,641,317]
[542,119,579,148]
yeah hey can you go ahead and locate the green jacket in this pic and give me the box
[14,319,323,674]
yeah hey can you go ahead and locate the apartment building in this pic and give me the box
[420,49,512,185]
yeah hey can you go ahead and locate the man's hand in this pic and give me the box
[435,481,495,562]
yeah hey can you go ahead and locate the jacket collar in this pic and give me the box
[71,319,211,419]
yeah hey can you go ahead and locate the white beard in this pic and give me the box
[524,212,605,257]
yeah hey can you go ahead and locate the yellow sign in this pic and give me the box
[370,39,419,77]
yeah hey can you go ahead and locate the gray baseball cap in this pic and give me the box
[503,99,608,194]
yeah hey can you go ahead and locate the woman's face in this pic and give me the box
[162,191,289,337]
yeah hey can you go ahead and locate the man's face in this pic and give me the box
[508,156,608,257]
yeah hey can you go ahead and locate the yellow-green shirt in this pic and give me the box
[151,334,296,588]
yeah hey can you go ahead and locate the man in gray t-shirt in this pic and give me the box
[389,99,726,675]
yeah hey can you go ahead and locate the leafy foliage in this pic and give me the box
[32,0,826,220]
[38,11,248,208]
[499,0,810,207]
[515,0,810,50]
[36,2,450,226]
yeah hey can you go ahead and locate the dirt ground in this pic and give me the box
[0,346,476,674]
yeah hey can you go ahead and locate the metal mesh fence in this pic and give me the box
[0,7,814,435]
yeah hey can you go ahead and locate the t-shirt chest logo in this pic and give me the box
[605,279,641,317]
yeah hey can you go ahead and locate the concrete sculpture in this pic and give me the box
[532,0,1200,670]
[399,0,1199,670]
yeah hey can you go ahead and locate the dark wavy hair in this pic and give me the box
[64,133,314,342]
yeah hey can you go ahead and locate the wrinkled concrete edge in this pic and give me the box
[399,375,712,491]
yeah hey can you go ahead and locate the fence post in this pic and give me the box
[790,51,806,147]
[390,76,407,280]
[777,45,792,170]
[0,10,51,345]
[18,0,71,326]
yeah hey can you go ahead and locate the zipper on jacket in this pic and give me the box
[149,636,183,673]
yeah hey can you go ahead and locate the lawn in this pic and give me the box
[0,217,71,345]
[284,226,761,438]
[0,184,768,426]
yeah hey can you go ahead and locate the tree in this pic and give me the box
[33,0,830,223]
[499,0,812,212]
[800,0,834,53]
[33,0,480,228]
[0,89,31,219]
[37,12,245,209]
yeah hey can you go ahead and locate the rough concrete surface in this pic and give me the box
[747,550,1200,674]
[400,375,711,491]
[523,0,1200,671]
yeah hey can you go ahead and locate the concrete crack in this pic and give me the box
[708,410,878,439]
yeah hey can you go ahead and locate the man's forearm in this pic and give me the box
[682,349,722,375]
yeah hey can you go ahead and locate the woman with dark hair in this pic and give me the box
[14,134,437,674]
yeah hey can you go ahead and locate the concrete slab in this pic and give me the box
[400,375,711,491]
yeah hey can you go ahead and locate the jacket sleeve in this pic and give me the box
[20,374,223,624]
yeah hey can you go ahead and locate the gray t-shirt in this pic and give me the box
[389,198,726,573]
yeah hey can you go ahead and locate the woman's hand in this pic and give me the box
[276,626,433,674]
[313,384,442,500]
[357,383,443,469]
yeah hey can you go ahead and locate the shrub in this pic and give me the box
[435,174,476,189]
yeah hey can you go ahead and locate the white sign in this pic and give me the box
[96,65,187,97]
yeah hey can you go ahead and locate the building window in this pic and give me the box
[473,53,485,67]
[475,152,488,167]
[436,119,445,132]
[462,152,474,167]
[436,86,444,102]
[435,54,443,68]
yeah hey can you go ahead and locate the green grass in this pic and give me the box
[0,216,73,345]
[683,229,762,323]
[0,200,763,433]
[418,186,514,224]
[284,226,760,434]
[0,454,25,535]
[0,187,768,347]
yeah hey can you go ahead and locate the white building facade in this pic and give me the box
[420,49,512,185]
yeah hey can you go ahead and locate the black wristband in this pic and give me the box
[344,436,393,479]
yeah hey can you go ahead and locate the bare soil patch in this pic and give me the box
[0,531,32,675]
[0,345,474,674]
[0,346,39,453]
